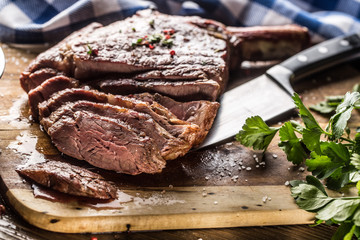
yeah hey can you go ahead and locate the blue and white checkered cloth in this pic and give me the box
[1,0,360,44]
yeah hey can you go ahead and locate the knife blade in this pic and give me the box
[199,33,360,149]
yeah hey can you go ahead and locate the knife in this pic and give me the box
[0,46,4,78]
[199,33,360,149]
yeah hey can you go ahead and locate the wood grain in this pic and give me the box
[0,43,358,239]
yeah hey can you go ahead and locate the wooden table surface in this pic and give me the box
[0,43,357,239]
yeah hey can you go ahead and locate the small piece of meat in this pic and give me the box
[16,161,117,199]
[28,76,79,120]
[227,24,310,69]
[48,111,165,174]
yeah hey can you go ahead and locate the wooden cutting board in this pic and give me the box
[0,43,358,234]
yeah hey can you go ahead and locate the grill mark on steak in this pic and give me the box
[16,161,117,199]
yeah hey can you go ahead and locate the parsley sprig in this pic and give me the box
[236,91,360,240]
[310,84,360,115]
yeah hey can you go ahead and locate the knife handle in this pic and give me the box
[266,33,360,95]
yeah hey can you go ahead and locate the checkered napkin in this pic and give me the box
[1,0,360,44]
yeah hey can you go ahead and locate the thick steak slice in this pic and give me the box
[20,68,63,93]
[16,161,117,199]
[42,100,195,160]
[28,76,79,120]
[38,88,109,119]
[48,111,165,174]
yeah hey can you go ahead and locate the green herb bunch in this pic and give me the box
[236,88,360,239]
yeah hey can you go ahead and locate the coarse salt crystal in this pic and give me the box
[285,181,290,186]
[272,154,278,159]
[246,167,252,171]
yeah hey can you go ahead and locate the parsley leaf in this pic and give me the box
[291,176,360,240]
[235,116,278,151]
[309,95,343,114]
[293,93,323,131]
[327,92,360,140]
[236,87,360,239]
[351,153,360,170]
[306,142,351,190]
[310,83,360,115]
[278,121,307,164]
[293,93,325,152]
[354,132,360,154]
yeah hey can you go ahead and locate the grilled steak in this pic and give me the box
[16,161,117,199]
[19,9,309,177]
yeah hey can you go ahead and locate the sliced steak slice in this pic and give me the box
[28,76,79,120]
[48,111,165,174]
[133,93,220,145]
[16,161,117,199]
[20,68,63,93]
[42,100,194,160]
[38,88,109,119]
[94,77,220,101]
[38,88,201,146]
